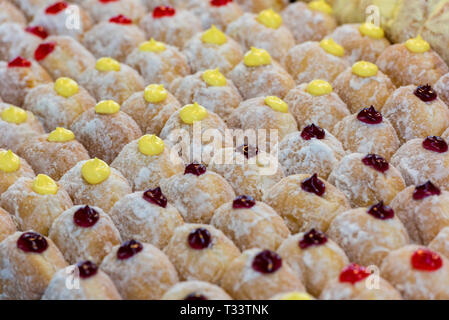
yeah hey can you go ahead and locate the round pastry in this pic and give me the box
[71,100,142,164]
[101,239,179,300]
[164,223,240,284]
[49,205,121,264]
[109,188,183,248]
[329,23,390,64]
[78,57,145,104]
[0,207,16,242]
[22,77,96,132]
[0,175,72,235]
[228,47,295,100]
[162,280,232,300]
[329,153,406,208]
[0,104,45,153]
[0,57,52,106]
[277,228,349,297]
[226,9,295,63]
[82,15,146,62]
[282,1,337,44]
[33,35,96,82]
[0,23,44,61]
[284,39,350,85]
[59,158,132,213]
[17,128,90,180]
[31,2,93,41]
[429,227,449,260]
[0,149,35,195]
[208,146,284,201]
[126,38,190,87]
[333,61,395,113]
[140,7,202,49]
[183,25,244,76]
[170,69,242,122]
[81,0,146,23]
[9,0,55,20]
[390,181,449,245]
[381,245,449,299]
[435,72,449,106]
[211,195,290,251]
[320,263,402,300]
[279,124,345,179]
[283,80,350,132]
[0,231,67,299]
[111,135,184,191]
[333,106,400,160]
[160,163,235,224]
[382,85,449,143]
[391,136,449,188]
[421,1,449,67]
[234,0,288,13]
[220,248,305,300]
[376,36,449,87]
[42,260,122,300]
[263,173,351,233]
[189,0,244,30]
[0,1,27,26]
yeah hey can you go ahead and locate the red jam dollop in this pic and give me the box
[413,181,441,200]
[184,163,207,176]
[301,173,325,196]
[34,42,56,61]
[153,6,176,18]
[8,56,31,68]
[357,106,382,124]
[77,260,98,279]
[411,249,443,272]
[236,144,258,159]
[367,201,394,220]
[422,136,448,153]
[362,154,389,173]
[252,249,282,274]
[184,293,208,300]
[301,124,325,140]
[25,26,48,39]
[339,263,371,284]
[109,14,132,24]
[299,228,328,249]
[414,85,437,102]
[211,0,233,6]
[45,2,68,14]
[188,228,212,250]
[232,195,256,209]
[73,205,100,228]
[117,239,143,260]
[17,232,48,253]
[143,187,167,208]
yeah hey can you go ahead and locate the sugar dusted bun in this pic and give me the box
[0,23,42,61]
[0,1,26,26]
[0,207,16,242]
[0,148,35,195]
[82,0,146,23]
[162,281,232,300]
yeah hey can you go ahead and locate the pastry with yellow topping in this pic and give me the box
[284,80,350,132]
[229,47,295,100]
[0,1,27,26]
[81,0,146,23]
[376,36,449,87]
[333,61,395,113]
[284,39,350,85]
[183,25,244,75]
[23,77,96,131]
[226,9,295,62]
[71,100,142,164]
[0,175,73,235]
[0,23,43,62]
[17,128,90,180]
[0,148,35,195]
[162,281,232,300]
[59,158,132,212]
[0,207,16,242]
[234,0,288,13]
[282,1,337,44]
[79,57,145,104]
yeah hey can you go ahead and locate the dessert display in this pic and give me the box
[0,23,43,61]
[82,0,146,23]
[0,207,16,242]
[161,280,232,300]
[189,0,244,30]
[0,148,35,195]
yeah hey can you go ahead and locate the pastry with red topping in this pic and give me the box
[320,263,402,300]
[49,205,121,264]
[382,85,449,143]
[0,148,35,195]
[381,245,449,299]
[0,207,16,242]
[0,23,44,61]
[162,280,232,300]
[140,7,202,48]
[234,0,288,13]
[429,227,449,260]
[211,196,289,251]
[83,15,145,62]
[82,0,146,23]
[0,231,67,299]
[221,248,305,300]
[164,224,240,284]
[42,260,122,300]
[190,0,244,30]
[101,240,179,300]
[333,106,400,160]
[160,164,235,224]
[263,173,350,233]
[435,72,449,106]
[0,1,27,26]
[278,228,349,297]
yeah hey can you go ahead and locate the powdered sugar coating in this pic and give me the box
[82,0,146,23]
[9,0,55,20]
[0,148,35,195]
[0,207,16,242]
[189,0,244,30]
[429,227,449,260]
[162,280,232,300]
[0,1,26,26]
[0,23,42,61]
[421,2,449,68]
[434,72,449,108]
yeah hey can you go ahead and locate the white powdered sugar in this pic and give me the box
[0,23,41,61]
[82,0,146,22]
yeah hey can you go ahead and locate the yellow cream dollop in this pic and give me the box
[179,102,208,124]
[352,61,378,77]
[308,0,333,14]
[32,174,58,195]
[54,77,79,98]
[201,25,227,45]
[95,100,120,115]
[96,57,121,72]
[264,96,288,113]
[144,84,168,103]
[47,127,75,142]
[278,292,314,300]
[359,22,385,39]
[306,79,333,96]
[139,38,166,53]
[320,38,345,57]
[202,68,227,86]
[81,158,111,185]
[138,134,165,156]
[244,47,271,67]
[405,35,430,53]
[1,106,27,124]
[0,150,20,173]
[256,8,283,29]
